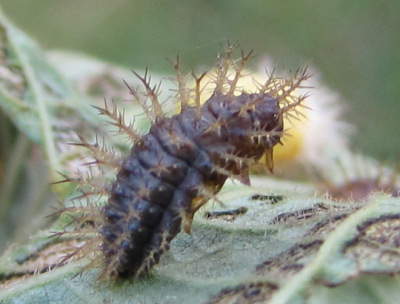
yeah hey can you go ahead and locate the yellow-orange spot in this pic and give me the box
[274,120,306,165]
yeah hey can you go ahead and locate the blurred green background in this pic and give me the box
[1,0,399,158]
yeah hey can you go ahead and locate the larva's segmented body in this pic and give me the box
[102,93,283,278]
[58,44,310,280]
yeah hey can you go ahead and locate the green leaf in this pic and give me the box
[1,8,68,174]
[0,8,136,183]
[1,179,400,304]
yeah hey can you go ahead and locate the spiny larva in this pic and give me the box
[57,43,310,280]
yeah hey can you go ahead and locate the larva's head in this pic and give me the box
[198,92,283,173]
[207,93,283,148]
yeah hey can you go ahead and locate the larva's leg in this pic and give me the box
[183,197,208,234]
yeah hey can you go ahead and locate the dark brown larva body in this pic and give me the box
[101,93,283,278]
[57,45,309,280]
